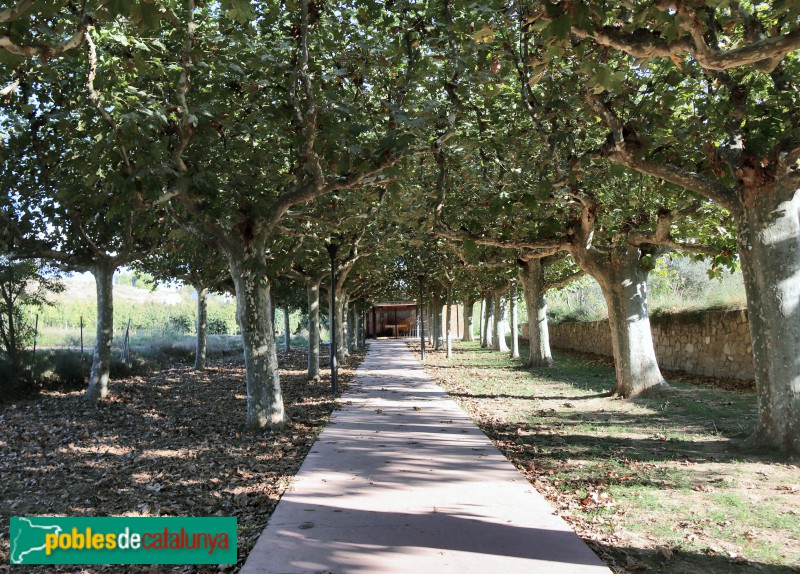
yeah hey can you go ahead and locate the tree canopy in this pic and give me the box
[2,0,799,451]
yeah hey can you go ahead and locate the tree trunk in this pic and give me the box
[307,280,321,381]
[335,291,349,364]
[350,306,359,350]
[362,311,367,346]
[478,298,485,345]
[436,298,445,350]
[229,257,286,429]
[519,259,553,367]
[431,298,440,350]
[85,261,115,401]
[283,304,291,352]
[426,302,433,345]
[481,295,493,348]
[737,178,800,451]
[492,291,509,352]
[574,244,667,397]
[446,283,453,358]
[346,302,354,352]
[462,297,475,342]
[0,287,21,381]
[194,286,208,370]
[510,282,519,359]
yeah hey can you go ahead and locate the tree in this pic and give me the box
[0,30,167,399]
[536,3,800,449]
[135,228,232,370]
[0,258,63,383]
[517,254,583,367]
[132,0,459,428]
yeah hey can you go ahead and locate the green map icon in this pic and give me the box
[10,517,63,564]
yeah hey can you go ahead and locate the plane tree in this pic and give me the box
[436,90,734,396]
[486,0,800,452]
[0,34,169,400]
[0,258,63,384]
[88,0,462,429]
[522,2,800,450]
[134,228,232,370]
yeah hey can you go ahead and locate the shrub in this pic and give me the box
[51,351,86,388]
[208,317,229,335]
[168,315,192,334]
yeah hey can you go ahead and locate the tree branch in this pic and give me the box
[172,0,195,174]
[84,29,132,175]
[0,77,20,97]
[626,206,720,255]
[0,0,36,23]
[586,91,737,211]
[437,223,566,252]
[0,13,90,58]
[608,150,737,212]
[545,269,585,292]
[570,2,800,72]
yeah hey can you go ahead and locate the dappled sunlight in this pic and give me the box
[418,340,800,571]
[243,339,609,573]
[0,348,367,572]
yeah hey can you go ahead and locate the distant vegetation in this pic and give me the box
[547,256,746,324]
[33,275,323,346]
[1,274,325,399]
[38,292,239,336]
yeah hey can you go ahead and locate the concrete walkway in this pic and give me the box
[241,339,610,574]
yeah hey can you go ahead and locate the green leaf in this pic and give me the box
[550,16,571,40]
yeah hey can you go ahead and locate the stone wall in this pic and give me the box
[547,309,754,381]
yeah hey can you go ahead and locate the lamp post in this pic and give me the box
[418,274,425,361]
[326,241,339,395]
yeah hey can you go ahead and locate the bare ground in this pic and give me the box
[0,347,365,573]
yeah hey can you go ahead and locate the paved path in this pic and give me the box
[241,339,610,574]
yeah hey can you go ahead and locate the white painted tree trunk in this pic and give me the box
[351,307,359,350]
[738,179,800,451]
[194,286,208,371]
[492,291,509,352]
[575,245,667,397]
[85,261,115,401]
[283,304,291,352]
[462,297,475,342]
[229,258,286,429]
[446,284,453,358]
[347,303,354,352]
[335,291,349,364]
[510,283,519,358]
[307,281,321,381]
[519,259,553,367]
[482,295,493,348]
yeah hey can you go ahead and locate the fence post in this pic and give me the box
[80,316,85,379]
[30,314,39,379]
[120,318,131,366]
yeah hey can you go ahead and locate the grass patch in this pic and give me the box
[414,340,800,574]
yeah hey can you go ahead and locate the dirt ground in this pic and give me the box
[0,348,365,573]
[412,341,800,574]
